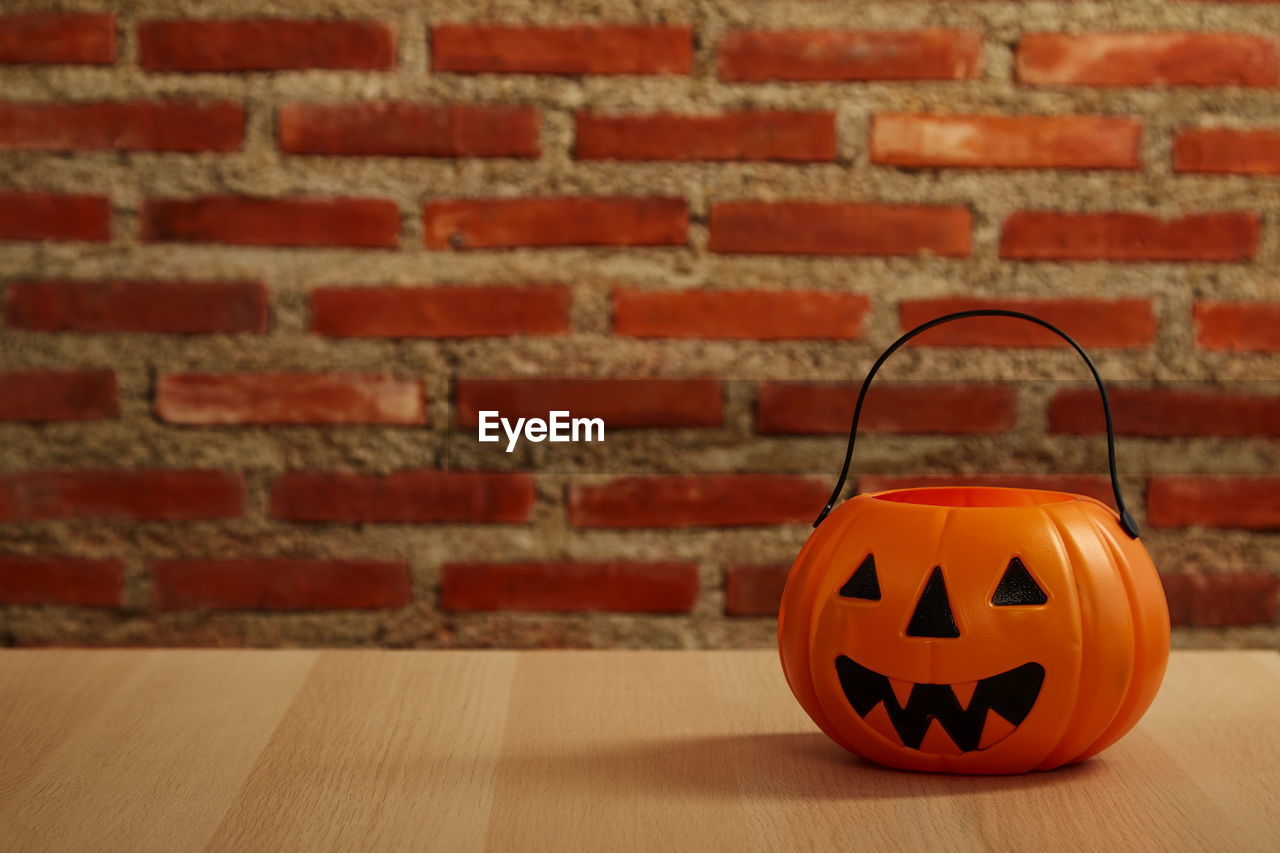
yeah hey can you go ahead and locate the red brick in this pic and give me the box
[6,279,267,334]
[719,29,981,82]
[431,24,692,75]
[0,556,123,607]
[569,475,829,528]
[1160,573,1279,627]
[1016,32,1278,88]
[0,191,110,242]
[859,474,1116,505]
[1000,211,1259,262]
[151,559,410,612]
[424,197,687,249]
[455,379,722,429]
[312,285,570,338]
[0,470,242,521]
[0,13,115,64]
[709,202,970,257]
[726,565,788,617]
[279,103,538,157]
[270,470,535,523]
[141,196,399,248]
[576,111,835,162]
[899,297,1157,348]
[871,114,1141,170]
[0,370,117,421]
[756,383,1017,435]
[1194,301,1280,353]
[0,101,243,152]
[440,561,698,613]
[1147,477,1280,529]
[1050,388,1280,438]
[138,19,394,72]
[156,373,424,425]
[1174,128,1280,175]
[613,290,868,340]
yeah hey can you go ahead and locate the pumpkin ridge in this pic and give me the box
[1074,508,1169,761]
[926,505,959,686]
[779,496,872,752]
[996,503,1085,771]
[1074,508,1145,759]
[1036,502,1130,769]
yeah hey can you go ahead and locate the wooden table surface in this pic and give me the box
[0,649,1277,852]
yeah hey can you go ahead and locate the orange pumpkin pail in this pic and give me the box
[778,309,1171,774]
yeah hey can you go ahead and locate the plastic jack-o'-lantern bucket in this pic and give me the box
[778,310,1170,774]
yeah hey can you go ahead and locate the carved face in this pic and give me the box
[778,487,1170,774]
[831,553,1048,754]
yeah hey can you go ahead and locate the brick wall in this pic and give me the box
[0,1,1277,648]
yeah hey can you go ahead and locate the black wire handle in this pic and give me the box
[812,309,1140,539]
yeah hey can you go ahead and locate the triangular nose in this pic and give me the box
[906,567,960,638]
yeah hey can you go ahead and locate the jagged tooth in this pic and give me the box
[951,679,979,711]
[888,677,914,709]
[863,703,901,745]
[918,719,964,756]
[978,710,1018,750]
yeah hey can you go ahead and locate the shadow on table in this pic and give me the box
[491,731,1107,802]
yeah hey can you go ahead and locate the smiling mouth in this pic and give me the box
[835,657,1045,754]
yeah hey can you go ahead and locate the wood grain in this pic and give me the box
[208,651,517,852]
[0,650,1275,852]
[0,650,317,852]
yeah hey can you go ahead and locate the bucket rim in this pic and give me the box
[863,485,1086,509]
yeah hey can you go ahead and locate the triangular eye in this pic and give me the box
[839,554,880,600]
[992,558,1047,606]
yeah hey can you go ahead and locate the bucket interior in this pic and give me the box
[870,486,1079,508]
